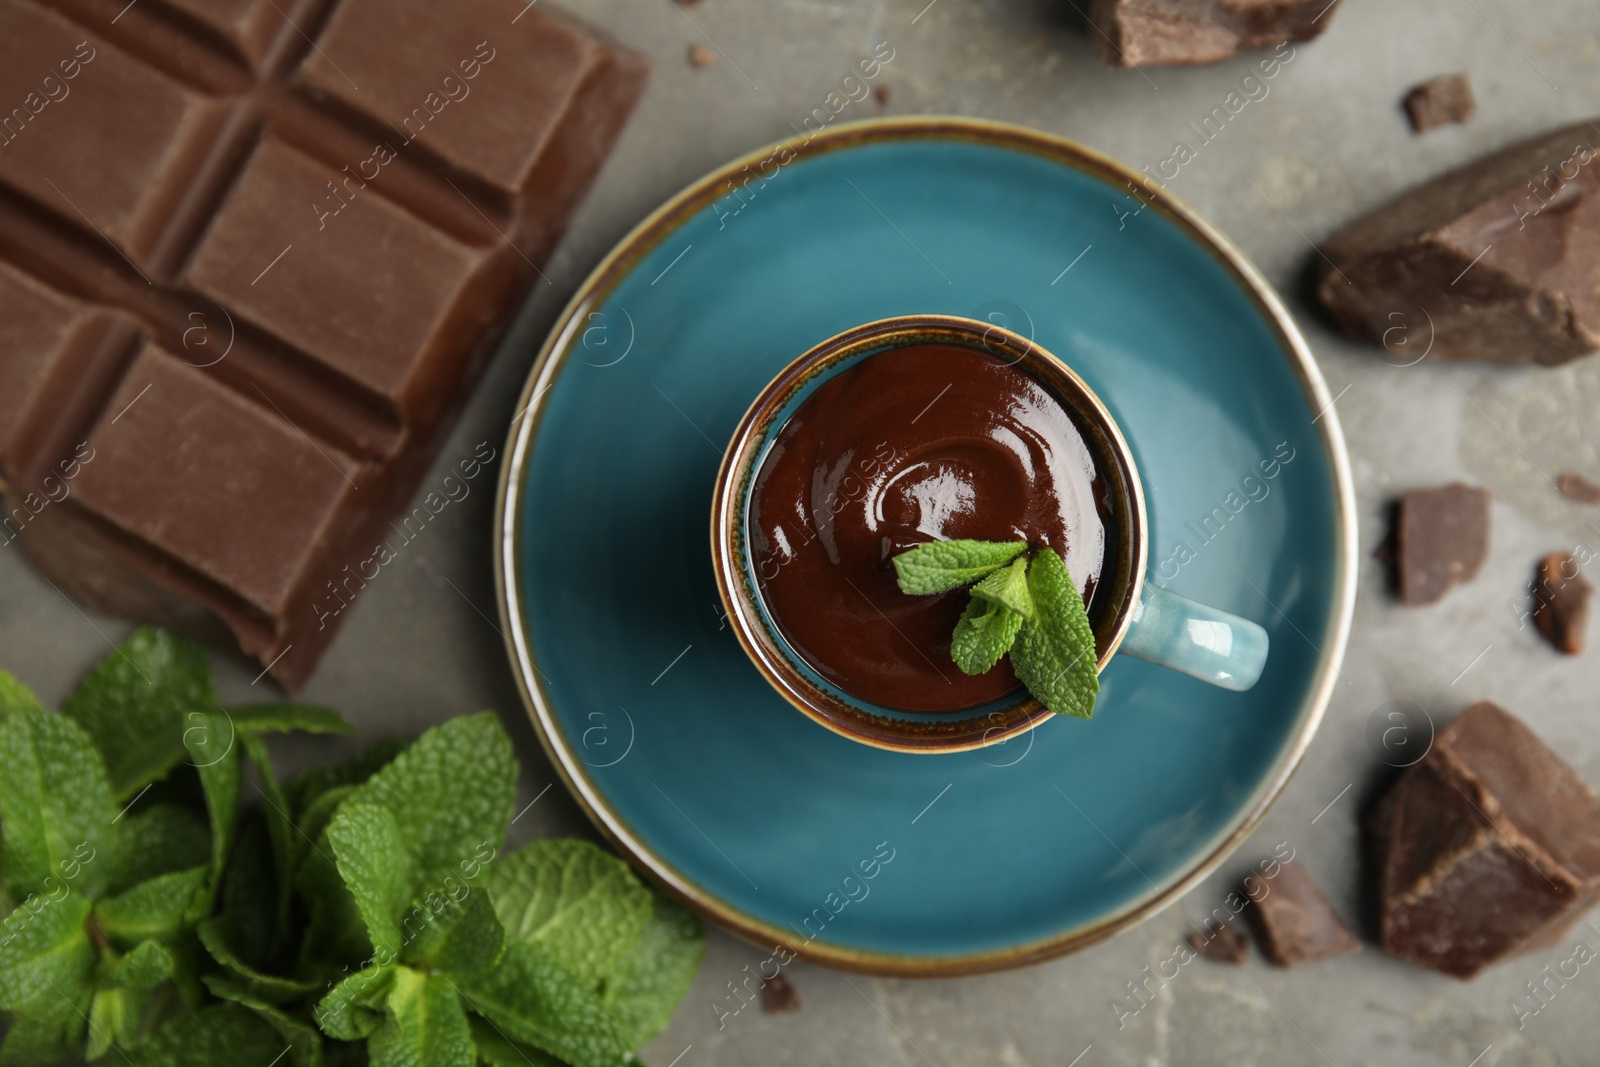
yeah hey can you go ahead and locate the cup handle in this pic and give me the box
[1116,585,1269,692]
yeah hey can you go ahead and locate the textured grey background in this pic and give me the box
[5,0,1600,1063]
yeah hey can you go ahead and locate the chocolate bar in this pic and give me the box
[1318,118,1600,364]
[0,0,646,690]
[1370,701,1600,978]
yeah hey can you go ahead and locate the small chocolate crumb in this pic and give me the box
[874,85,890,106]
[1394,484,1491,606]
[688,44,715,68]
[1533,552,1591,654]
[1187,919,1249,964]
[1244,862,1360,968]
[1404,73,1475,133]
[1558,471,1600,505]
[760,973,801,1013]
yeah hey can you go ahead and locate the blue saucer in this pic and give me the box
[495,118,1356,975]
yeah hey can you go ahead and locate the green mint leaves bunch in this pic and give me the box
[0,627,704,1067]
[892,540,1101,719]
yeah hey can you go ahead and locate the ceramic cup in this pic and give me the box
[711,314,1268,753]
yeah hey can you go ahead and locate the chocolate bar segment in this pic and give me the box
[1319,119,1600,364]
[0,0,647,690]
[1371,701,1600,978]
[1088,0,1338,67]
[1395,484,1491,607]
[1244,862,1360,967]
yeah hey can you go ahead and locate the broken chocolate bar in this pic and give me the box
[1393,484,1491,607]
[1187,919,1249,964]
[1533,552,1591,654]
[1087,0,1339,67]
[1318,118,1600,364]
[1404,73,1474,133]
[0,0,647,690]
[1559,471,1600,505]
[1370,701,1600,979]
[759,974,801,1013]
[1244,862,1360,967]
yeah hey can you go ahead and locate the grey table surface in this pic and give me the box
[6,0,1600,1064]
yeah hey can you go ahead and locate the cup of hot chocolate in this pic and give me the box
[711,314,1268,753]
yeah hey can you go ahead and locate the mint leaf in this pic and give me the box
[343,714,516,906]
[87,985,132,1060]
[892,540,1027,595]
[0,991,91,1066]
[487,841,650,987]
[605,890,705,1049]
[294,827,372,976]
[326,803,410,961]
[468,1016,565,1067]
[93,866,208,946]
[0,889,94,1015]
[971,556,1034,619]
[286,739,410,818]
[315,964,393,1041]
[1010,550,1100,719]
[204,974,323,1067]
[401,888,503,978]
[368,966,473,1067]
[128,1002,288,1066]
[108,939,176,989]
[184,712,242,918]
[90,943,174,1059]
[109,804,211,896]
[0,672,41,719]
[197,814,319,1005]
[197,918,320,1006]
[950,597,1024,676]
[240,735,296,940]
[0,708,117,901]
[63,627,215,800]
[457,942,632,1067]
[228,704,353,737]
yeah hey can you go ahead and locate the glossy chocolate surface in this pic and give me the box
[749,343,1110,713]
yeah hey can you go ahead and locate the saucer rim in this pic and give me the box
[494,115,1358,976]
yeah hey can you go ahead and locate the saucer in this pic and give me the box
[495,118,1356,975]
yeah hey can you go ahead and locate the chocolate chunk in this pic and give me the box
[1404,74,1475,133]
[1370,701,1600,978]
[1394,484,1491,606]
[759,974,801,1013]
[1318,119,1600,364]
[1187,919,1249,964]
[1533,552,1591,654]
[1244,862,1360,967]
[0,0,647,690]
[1087,0,1339,67]
[1558,471,1600,505]
[874,85,891,106]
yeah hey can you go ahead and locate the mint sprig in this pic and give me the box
[893,540,1101,718]
[0,628,705,1066]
